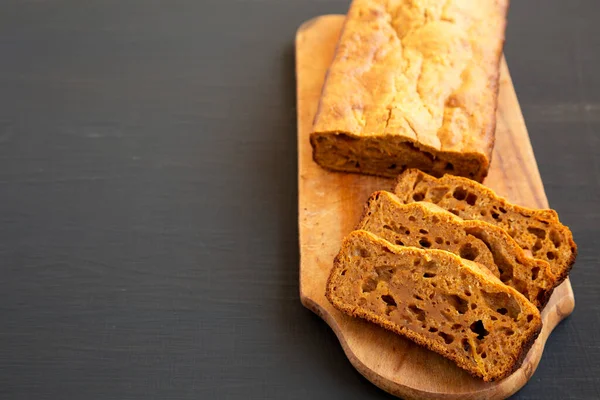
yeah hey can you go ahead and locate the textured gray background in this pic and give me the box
[0,0,599,399]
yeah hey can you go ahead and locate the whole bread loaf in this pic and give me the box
[310,0,509,181]
[358,191,556,308]
[326,230,542,382]
[393,169,577,283]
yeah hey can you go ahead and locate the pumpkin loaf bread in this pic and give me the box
[310,0,509,181]
[358,191,556,308]
[393,169,577,283]
[326,230,542,382]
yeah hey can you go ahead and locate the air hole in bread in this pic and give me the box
[535,290,546,306]
[419,238,432,248]
[547,251,556,260]
[388,163,397,169]
[341,269,347,276]
[423,272,436,278]
[453,188,467,201]
[470,320,489,340]
[465,290,472,296]
[471,303,477,310]
[481,352,487,359]
[395,239,404,245]
[466,193,477,206]
[531,267,540,280]
[359,248,370,258]
[408,304,426,321]
[533,239,543,252]
[409,216,416,222]
[482,291,521,321]
[381,294,397,307]
[527,226,546,240]
[362,278,377,293]
[445,162,454,171]
[449,209,459,216]
[445,240,451,245]
[490,315,497,321]
[499,207,507,213]
[414,294,424,301]
[435,237,444,244]
[429,327,438,333]
[550,229,562,248]
[462,338,471,352]
[429,187,449,203]
[480,210,487,216]
[438,332,454,344]
[499,265,514,283]
[491,212,500,220]
[445,294,469,314]
[375,266,396,282]
[451,324,462,330]
[419,229,428,234]
[459,243,479,261]
[527,314,534,322]
[413,192,425,201]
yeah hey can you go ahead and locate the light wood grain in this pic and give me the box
[296,15,575,400]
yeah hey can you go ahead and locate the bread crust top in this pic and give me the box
[312,0,509,161]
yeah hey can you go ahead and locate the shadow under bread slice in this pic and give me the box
[393,169,577,283]
[326,230,542,382]
[357,191,556,309]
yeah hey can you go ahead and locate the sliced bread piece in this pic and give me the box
[358,191,556,308]
[326,230,542,382]
[393,169,577,283]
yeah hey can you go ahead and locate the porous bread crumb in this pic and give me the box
[358,191,557,308]
[326,230,542,382]
[393,169,577,283]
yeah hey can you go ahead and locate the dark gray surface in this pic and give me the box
[0,0,598,399]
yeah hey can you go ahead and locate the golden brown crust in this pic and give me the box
[326,230,542,382]
[392,169,577,283]
[311,0,509,181]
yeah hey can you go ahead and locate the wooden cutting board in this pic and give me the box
[296,15,575,400]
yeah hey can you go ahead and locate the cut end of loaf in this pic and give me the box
[326,230,542,382]
[310,133,489,181]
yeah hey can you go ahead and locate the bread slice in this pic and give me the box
[358,191,556,308]
[393,169,577,283]
[326,230,542,382]
[310,0,509,181]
